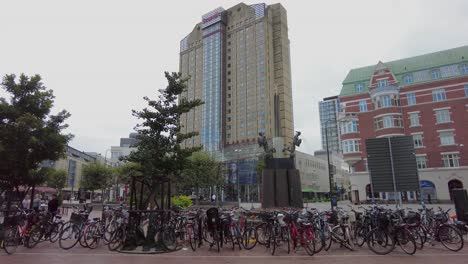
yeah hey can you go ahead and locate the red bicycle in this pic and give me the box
[2,208,37,254]
[287,210,315,256]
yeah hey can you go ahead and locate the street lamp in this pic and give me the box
[234,149,242,206]
[324,119,335,210]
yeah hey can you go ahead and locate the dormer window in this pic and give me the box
[403,74,413,84]
[356,83,364,93]
[377,79,388,88]
[431,69,441,80]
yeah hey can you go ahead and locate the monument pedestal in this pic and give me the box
[261,158,303,208]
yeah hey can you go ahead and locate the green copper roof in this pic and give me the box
[340,45,468,97]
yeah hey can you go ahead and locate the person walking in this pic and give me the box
[32,194,41,211]
[48,194,59,215]
[22,195,31,209]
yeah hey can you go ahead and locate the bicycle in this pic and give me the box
[366,209,416,255]
[2,208,37,254]
[288,210,315,256]
[325,207,354,251]
[58,205,92,250]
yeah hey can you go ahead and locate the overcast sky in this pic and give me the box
[1,0,468,157]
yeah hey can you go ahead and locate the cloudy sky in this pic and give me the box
[1,0,468,156]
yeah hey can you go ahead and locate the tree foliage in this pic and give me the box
[114,162,142,185]
[125,72,203,208]
[181,151,224,204]
[46,169,67,190]
[0,74,72,197]
[81,162,112,192]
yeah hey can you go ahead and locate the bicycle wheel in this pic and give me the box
[27,224,43,248]
[281,226,290,254]
[242,227,257,250]
[187,224,197,251]
[3,227,20,255]
[84,222,101,249]
[268,226,276,255]
[438,224,464,252]
[325,225,339,251]
[162,229,177,251]
[313,228,324,253]
[409,227,424,250]
[256,223,268,245]
[105,221,117,243]
[49,222,63,243]
[354,226,368,247]
[366,228,394,255]
[344,226,354,251]
[396,228,416,255]
[302,228,315,256]
[59,223,80,250]
[108,227,125,251]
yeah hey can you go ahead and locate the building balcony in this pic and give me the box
[343,152,362,166]
[375,127,405,138]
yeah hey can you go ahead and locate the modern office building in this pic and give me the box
[178,3,295,201]
[110,132,139,167]
[318,96,341,153]
[42,146,97,200]
[295,150,350,200]
[338,45,468,202]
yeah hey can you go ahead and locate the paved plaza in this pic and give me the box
[1,237,468,264]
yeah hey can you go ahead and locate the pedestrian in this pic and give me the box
[211,194,216,202]
[32,194,41,211]
[48,194,60,215]
[428,194,432,204]
[22,195,31,209]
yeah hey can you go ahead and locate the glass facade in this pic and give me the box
[319,97,340,153]
[202,22,224,152]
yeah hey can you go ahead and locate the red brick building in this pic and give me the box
[338,46,468,202]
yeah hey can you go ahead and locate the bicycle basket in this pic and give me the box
[327,211,339,225]
[406,212,421,225]
[206,207,219,231]
[70,212,87,225]
[377,212,390,228]
[434,213,448,223]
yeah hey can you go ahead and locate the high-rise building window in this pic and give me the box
[442,153,460,167]
[435,109,450,124]
[409,113,420,127]
[413,134,424,148]
[439,131,455,145]
[359,100,367,112]
[342,139,360,153]
[377,79,388,88]
[431,69,441,79]
[416,156,427,169]
[432,88,446,102]
[403,74,414,84]
[356,83,363,93]
[407,93,416,105]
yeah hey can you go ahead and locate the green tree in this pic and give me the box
[0,74,72,208]
[115,162,143,185]
[125,72,203,209]
[81,163,112,201]
[46,169,67,192]
[181,151,224,205]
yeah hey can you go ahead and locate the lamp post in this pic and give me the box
[234,149,242,206]
[324,119,338,210]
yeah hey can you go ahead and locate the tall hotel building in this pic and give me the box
[338,46,468,202]
[178,3,294,201]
